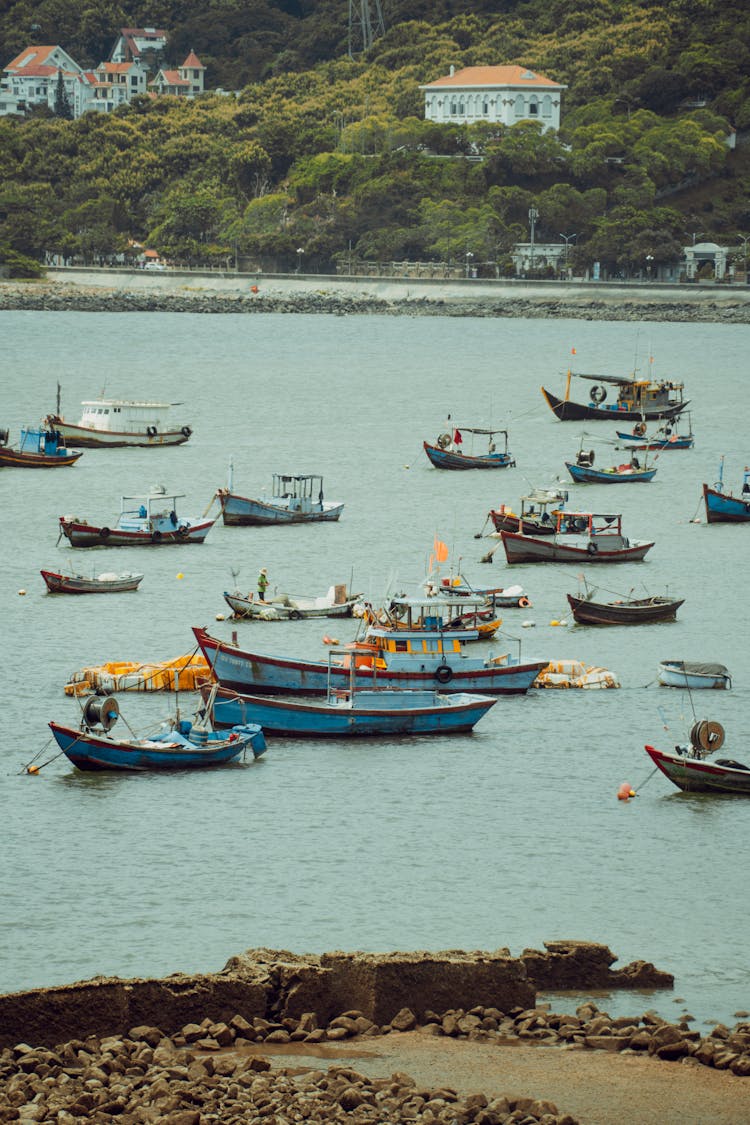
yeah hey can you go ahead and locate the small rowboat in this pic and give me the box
[657,661,731,690]
[565,458,657,484]
[645,719,750,794]
[566,592,683,625]
[41,569,144,594]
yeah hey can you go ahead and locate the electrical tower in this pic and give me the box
[348,0,386,57]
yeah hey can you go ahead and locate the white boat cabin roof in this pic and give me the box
[81,400,175,409]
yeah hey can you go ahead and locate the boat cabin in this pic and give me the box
[118,489,188,532]
[556,510,628,542]
[79,400,175,433]
[270,474,325,511]
[435,427,511,456]
[576,373,685,414]
[17,427,68,455]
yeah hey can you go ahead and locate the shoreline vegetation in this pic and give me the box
[3,270,750,321]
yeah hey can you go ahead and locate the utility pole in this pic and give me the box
[348,0,385,57]
[528,207,539,276]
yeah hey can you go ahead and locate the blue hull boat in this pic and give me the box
[702,463,750,524]
[565,460,656,483]
[657,661,731,690]
[204,685,496,737]
[423,441,514,470]
[217,474,343,525]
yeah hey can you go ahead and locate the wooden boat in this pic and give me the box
[566,590,683,625]
[0,425,82,467]
[489,488,568,536]
[48,693,266,772]
[423,428,515,470]
[499,511,654,564]
[702,460,750,524]
[615,415,694,451]
[58,487,216,547]
[224,584,361,620]
[645,719,750,794]
[203,682,496,738]
[427,575,532,609]
[362,594,501,641]
[564,447,657,484]
[41,569,144,594]
[45,391,192,448]
[657,660,731,690]
[193,625,548,696]
[541,370,688,422]
[217,474,343,525]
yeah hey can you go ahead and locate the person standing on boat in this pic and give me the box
[257,568,269,601]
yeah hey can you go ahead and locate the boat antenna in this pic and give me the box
[56,381,61,416]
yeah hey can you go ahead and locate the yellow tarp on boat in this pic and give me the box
[64,654,212,695]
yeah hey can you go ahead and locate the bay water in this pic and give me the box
[2,310,748,1027]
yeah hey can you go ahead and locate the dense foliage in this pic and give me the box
[1,0,749,275]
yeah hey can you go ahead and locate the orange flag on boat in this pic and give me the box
[571,347,576,355]
[433,537,449,563]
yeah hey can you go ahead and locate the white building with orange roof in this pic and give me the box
[420,64,566,131]
[90,58,149,111]
[149,51,205,98]
[110,28,169,63]
[0,44,90,117]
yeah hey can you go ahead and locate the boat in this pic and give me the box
[224,583,362,621]
[533,660,620,689]
[361,593,502,641]
[615,415,694,451]
[541,370,688,422]
[426,575,532,609]
[423,427,515,470]
[0,425,82,467]
[498,511,654,564]
[202,681,497,738]
[58,486,216,547]
[48,693,265,772]
[217,474,343,525]
[566,589,684,625]
[564,445,656,484]
[645,719,750,794]
[702,460,750,524]
[193,624,548,696]
[45,390,192,448]
[489,488,568,536]
[657,660,731,690]
[64,653,211,695]
[41,569,144,594]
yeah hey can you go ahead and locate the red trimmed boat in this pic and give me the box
[41,569,144,594]
[0,426,82,467]
[500,510,654,564]
[645,720,750,794]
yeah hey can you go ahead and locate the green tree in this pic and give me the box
[53,70,73,120]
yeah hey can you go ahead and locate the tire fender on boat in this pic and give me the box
[435,664,453,684]
[99,527,111,540]
[181,426,192,438]
[587,541,598,555]
[146,426,157,437]
[288,609,302,620]
[151,530,163,543]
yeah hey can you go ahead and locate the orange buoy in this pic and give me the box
[27,765,40,775]
[617,782,636,801]
[322,635,339,645]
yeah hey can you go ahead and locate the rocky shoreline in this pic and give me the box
[1,944,746,1124]
[3,278,750,322]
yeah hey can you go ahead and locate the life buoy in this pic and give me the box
[590,385,607,404]
[151,530,163,543]
[633,421,647,437]
[181,426,192,438]
[586,541,598,555]
[436,433,452,449]
[435,664,453,684]
[146,426,157,437]
[176,524,190,539]
[288,609,302,620]
[99,526,111,540]
[518,596,531,608]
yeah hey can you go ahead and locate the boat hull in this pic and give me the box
[46,418,190,447]
[49,721,266,771]
[541,387,686,422]
[501,531,654,563]
[567,594,683,625]
[193,627,546,696]
[224,592,358,620]
[703,483,750,523]
[41,570,143,593]
[206,686,496,737]
[645,746,750,794]
[616,432,693,450]
[219,492,343,525]
[423,442,515,470]
[565,462,656,483]
[657,662,731,690]
[0,448,82,467]
[59,518,215,547]
[490,510,556,535]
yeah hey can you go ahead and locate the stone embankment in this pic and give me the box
[3,277,750,322]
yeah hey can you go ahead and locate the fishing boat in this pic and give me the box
[564,447,657,484]
[217,474,343,525]
[488,488,568,536]
[224,584,362,621]
[48,693,266,772]
[58,487,216,547]
[0,425,82,467]
[541,370,688,422]
[615,415,694,451]
[41,569,144,594]
[45,391,192,448]
[645,719,750,794]
[202,681,496,738]
[657,660,731,690]
[427,575,532,609]
[362,594,502,641]
[566,589,684,625]
[499,511,654,564]
[702,460,750,524]
[423,427,515,470]
[193,625,548,696]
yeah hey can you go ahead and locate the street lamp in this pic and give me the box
[465,251,474,278]
[646,253,654,282]
[559,232,577,277]
[528,207,539,275]
[295,247,304,274]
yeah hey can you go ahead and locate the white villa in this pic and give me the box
[110,28,168,63]
[0,45,90,118]
[150,52,205,98]
[420,64,565,131]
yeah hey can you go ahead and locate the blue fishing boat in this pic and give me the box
[217,474,343,525]
[423,427,515,470]
[193,625,547,696]
[58,486,216,547]
[702,460,750,524]
[48,694,266,771]
[615,415,694,451]
[565,447,657,484]
[0,425,82,467]
[203,683,496,738]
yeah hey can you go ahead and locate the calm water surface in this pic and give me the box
[2,311,748,1026]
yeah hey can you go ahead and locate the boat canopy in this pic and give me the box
[666,661,729,677]
[449,427,508,437]
[572,372,684,390]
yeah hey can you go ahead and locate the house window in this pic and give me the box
[528,99,539,116]
[483,100,489,115]
[450,99,457,115]
[131,76,138,87]
[458,100,464,114]
[514,94,525,116]
[542,95,552,117]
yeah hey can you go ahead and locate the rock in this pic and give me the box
[128,1026,164,1048]
[390,1008,417,1032]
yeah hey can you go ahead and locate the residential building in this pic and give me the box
[420,65,565,132]
[0,45,89,117]
[89,59,149,112]
[110,28,168,63]
[149,52,205,97]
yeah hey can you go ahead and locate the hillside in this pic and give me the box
[1,0,749,277]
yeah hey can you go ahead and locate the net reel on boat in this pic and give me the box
[689,719,724,759]
[82,695,120,731]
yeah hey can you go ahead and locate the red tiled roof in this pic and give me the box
[98,62,134,74]
[6,45,59,70]
[150,70,189,87]
[422,65,565,90]
[181,50,204,69]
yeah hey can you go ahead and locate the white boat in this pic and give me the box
[224,584,362,620]
[46,394,192,447]
[658,661,731,690]
[59,487,216,547]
